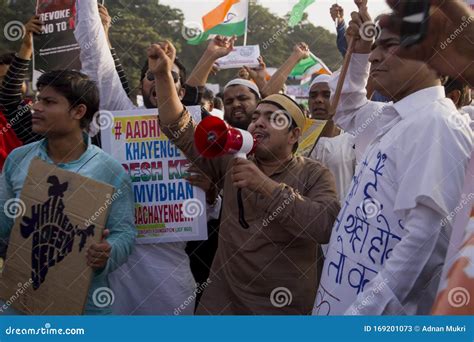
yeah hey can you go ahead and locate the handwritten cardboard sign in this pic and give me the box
[0,158,114,315]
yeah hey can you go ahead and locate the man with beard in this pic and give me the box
[223,78,261,129]
[181,35,259,130]
[74,0,234,314]
[149,40,340,314]
[308,74,356,202]
[312,4,472,315]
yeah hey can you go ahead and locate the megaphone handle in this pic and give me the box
[237,188,250,229]
[234,154,250,228]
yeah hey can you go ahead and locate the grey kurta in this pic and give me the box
[161,110,341,314]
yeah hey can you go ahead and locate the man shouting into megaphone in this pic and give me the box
[150,41,340,315]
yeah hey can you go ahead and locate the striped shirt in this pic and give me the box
[0,56,41,144]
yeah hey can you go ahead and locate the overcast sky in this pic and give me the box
[159,0,391,34]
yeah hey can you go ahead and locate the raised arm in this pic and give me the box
[150,42,231,188]
[261,43,310,96]
[74,0,134,111]
[243,56,269,97]
[0,16,43,144]
[331,3,348,57]
[186,35,236,88]
[98,3,132,97]
[329,5,382,139]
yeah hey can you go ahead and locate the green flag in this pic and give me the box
[288,0,315,27]
[290,53,331,78]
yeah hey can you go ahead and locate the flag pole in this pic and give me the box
[243,0,249,46]
[329,37,355,115]
[307,37,355,157]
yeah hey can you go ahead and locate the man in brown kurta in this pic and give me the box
[149,41,340,315]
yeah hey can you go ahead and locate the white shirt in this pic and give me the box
[75,0,195,315]
[312,53,473,315]
[310,132,356,203]
[461,105,474,121]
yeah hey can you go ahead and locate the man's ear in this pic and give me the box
[71,104,88,122]
[178,86,185,100]
[289,126,302,146]
[447,90,461,108]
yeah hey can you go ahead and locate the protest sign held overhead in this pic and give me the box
[33,0,81,85]
[215,45,260,69]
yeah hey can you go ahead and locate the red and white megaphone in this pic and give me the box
[195,116,256,159]
[195,116,256,229]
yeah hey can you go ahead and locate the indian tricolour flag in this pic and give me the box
[187,0,248,45]
[290,53,331,85]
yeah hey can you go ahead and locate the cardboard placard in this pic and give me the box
[215,45,260,69]
[0,158,114,315]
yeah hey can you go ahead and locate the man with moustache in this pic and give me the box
[222,78,261,129]
[74,0,235,314]
[312,4,473,315]
[148,40,340,314]
[308,74,356,202]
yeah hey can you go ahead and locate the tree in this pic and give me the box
[0,0,342,96]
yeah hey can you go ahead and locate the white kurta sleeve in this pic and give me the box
[74,0,135,111]
[329,53,385,160]
[206,195,222,221]
[345,205,446,315]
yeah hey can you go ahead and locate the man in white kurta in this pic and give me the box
[313,21,473,315]
[74,0,195,314]
[308,74,356,202]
